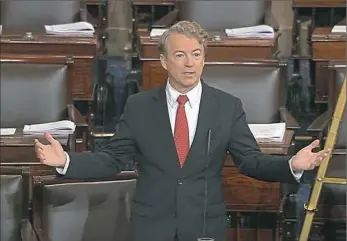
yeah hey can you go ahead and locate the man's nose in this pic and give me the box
[184,55,193,66]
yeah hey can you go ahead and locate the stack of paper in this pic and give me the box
[23,120,76,136]
[331,25,346,33]
[150,28,167,38]
[225,25,274,38]
[0,128,16,136]
[44,21,95,37]
[248,123,286,143]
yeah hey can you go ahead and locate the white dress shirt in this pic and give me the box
[57,80,302,180]
[166,80,202,147]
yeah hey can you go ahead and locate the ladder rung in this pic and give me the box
[317,177,347,184]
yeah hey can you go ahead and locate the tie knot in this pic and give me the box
[177,95,189,105]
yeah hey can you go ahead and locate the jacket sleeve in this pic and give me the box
[228,98,297,184]
[63,96,138,179]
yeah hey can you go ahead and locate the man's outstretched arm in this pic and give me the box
[36,97,138,179]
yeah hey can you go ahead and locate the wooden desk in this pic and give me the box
[132,0,175,5]
[312,27,346,61]
[138,29,280,90]
[311,27,346,103]
[223,130,294,212]
[0,129,72,165]
[0,29,97,101]
[292,0,346,7]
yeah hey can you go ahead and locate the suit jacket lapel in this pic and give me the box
[151,84,181,171]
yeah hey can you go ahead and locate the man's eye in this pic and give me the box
[193,53,201,57]
[176,54,184,58]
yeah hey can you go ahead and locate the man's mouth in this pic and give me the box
[184,72,195,76]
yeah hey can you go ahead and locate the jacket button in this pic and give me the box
[177,179,183,185]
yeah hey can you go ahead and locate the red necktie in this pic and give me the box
[174,95,189,167]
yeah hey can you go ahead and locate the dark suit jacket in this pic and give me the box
[65,81,297,241]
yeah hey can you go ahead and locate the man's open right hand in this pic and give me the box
[35,132,66,168]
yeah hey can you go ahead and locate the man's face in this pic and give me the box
[160,33,205,93]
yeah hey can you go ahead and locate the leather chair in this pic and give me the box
[1,174,38,241]
[179,1,276,30]
[32,173,137,241]
[0,56,87,163]
[1,0,87,29]
[153,1,278,30]
[0,56,85,134]
[1,61,70,128]
[202,61,298,129]
[0,166,53,221]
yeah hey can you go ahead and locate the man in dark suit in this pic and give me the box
[35,21,330,241]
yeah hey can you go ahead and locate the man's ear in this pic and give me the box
[160,54,168,70]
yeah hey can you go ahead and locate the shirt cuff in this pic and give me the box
[56,152,70,175]
[289,157,303,182]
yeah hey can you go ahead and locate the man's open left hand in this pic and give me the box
[291,139,331,171]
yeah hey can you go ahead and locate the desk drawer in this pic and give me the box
[312,41,346,61]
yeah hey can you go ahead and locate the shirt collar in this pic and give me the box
[166,80,202,108]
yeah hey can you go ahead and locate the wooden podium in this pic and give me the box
[292,0,346,7]
[0,29,98,101]
[311,27,346,103]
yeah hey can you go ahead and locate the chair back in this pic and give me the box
[202,61,285,124]
[0,174,23,241]
[35,177,136,241]
[1,0,83,29]
[179,1,266,30]
[0,61,69,128]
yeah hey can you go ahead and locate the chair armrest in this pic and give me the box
[279,107,300,130]
[21,220,39,241]
[152,9,179,28]
[67,104,88,127]
[307,111,330,133]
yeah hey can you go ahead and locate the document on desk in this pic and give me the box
[44,21,95,36]
[0,128,16,136]
[150,28,167,38]
[331,25,346,33]
[23,120,76,135]
[225,25,274,38]
[248,123,286,143]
